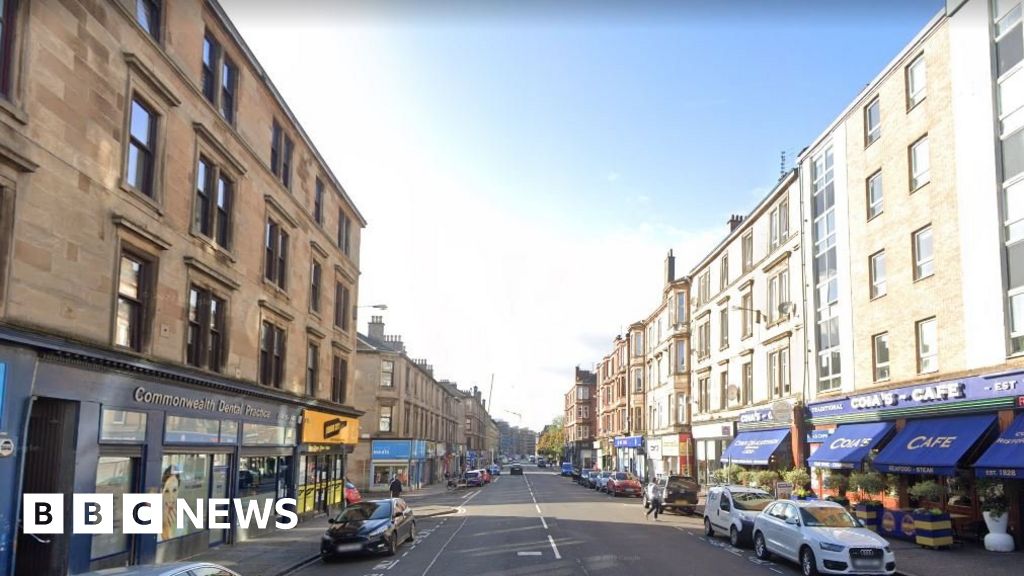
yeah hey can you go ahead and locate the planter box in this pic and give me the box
[912,511,953,549]
[855,503,883,532]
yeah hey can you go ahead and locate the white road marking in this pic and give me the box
[402,552,409,557]
[540,516,548,529]
[420,515,469,576]
[534,504,542,514]
[547,535,562,559]
[769,569,783,574]
[517,551,542,556]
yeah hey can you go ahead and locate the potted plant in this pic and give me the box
[822,470,849,500]
[979,480,1014,552]
[784,467,810,489]
[908,481,951,549]
[752,470,781,492]
[850,471,887,529]
[716,463,746,485]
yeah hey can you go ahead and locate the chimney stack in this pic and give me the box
[728,214,745,232]
[368,315,385,340]
[665,249,675,285]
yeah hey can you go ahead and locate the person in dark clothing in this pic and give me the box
[389,476,403,498]
[645,483,663,520]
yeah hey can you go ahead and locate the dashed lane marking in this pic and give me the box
[547,535,562,560]
[517,551,542,556]
[420,515,469,576]
[540,516,548,529]
[534,504,542,514]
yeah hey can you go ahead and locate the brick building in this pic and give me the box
[0,1,364,573]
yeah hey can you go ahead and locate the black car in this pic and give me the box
[645,475,700,514]
[510,464,523,475]
[321,498,416,559]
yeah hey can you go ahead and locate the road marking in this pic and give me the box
[402,552,409,557]
[769,569,783,574]
[534,504,542,514]
[517,551,542,556]
[420,515,468,576]
[547,534,562,560]
[540,516,548,529]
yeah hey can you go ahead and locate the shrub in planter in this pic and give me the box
[752,470,781,490]
[854,499,884,531]
[979,480,1014,552]
[850,471,887,496]
[822,470,850,496]
[908,480,943,505]
[714,463,746,485]
[783,467,810,489]
[826,494,850,508]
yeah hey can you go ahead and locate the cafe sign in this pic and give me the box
[301,410,359,445]
[807,371,1024,421]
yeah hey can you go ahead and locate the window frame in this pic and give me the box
[270,122,294,189]
[193,156,234,250]
[867,170,883,220]
[306,339,320,397]
[873,332,890,382]
[334,282,350,331]
[913,225,934,281]
[114,250,154,352]
[201,32,237,124]
[0,0,22,100]
[742,231,753,272]
[185,283,227,372]
[720,253,729,291]
[909,135,931,191]
[916,317,938,374]
[338,209,352,255]
[869,250,887,299]
[864,96,881,146]
[719,307,729,349]
[314,178,325,226]
[259,320,287,388]
[264,219,289,290]
[310,258,322,315]
[379,405,393,432]
[125,96,159,199]
[906,53,927,110]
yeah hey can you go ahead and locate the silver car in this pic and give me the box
[79,562,240,576]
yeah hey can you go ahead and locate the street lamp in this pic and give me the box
[358,304,388,310]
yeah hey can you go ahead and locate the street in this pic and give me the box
[294,466,803,576]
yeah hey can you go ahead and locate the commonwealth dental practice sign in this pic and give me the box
[22,494,297,535]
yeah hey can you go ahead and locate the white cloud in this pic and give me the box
[606,171,621,182]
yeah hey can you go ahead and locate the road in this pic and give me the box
[295,465,803,576]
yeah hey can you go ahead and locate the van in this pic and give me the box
[703,485,774,547]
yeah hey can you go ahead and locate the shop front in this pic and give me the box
[613,435,644,477]
[371,439,412,491]
[721,404,801,473]
[693,421,734,486]
[644,436,662,477]
[805,369,1024,549]
[296,409,360,518]
[659,433,693,476]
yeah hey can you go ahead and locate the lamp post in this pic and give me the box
[358,304,388,310]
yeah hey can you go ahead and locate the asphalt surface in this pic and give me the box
[295,465,804,576]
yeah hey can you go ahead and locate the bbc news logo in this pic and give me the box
[23,494,298,534]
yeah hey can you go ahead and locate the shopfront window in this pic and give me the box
[238,456,291,501]
[91,456,136,559]
[243,422,295,446]
[159,454,210,541]
[220,420,238,443]
[210,454,229,545]
[165,415,221,443]
[373,465,407,488]
[100,408,147,442]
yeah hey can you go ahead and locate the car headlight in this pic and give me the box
[819,542,845,552]
[884,545,892,553]
[368,525,389,538]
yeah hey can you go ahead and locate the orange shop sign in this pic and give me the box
[302,410,359,444]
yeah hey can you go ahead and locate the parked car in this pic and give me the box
[753,500,896,576]
[321,498,416,559]
[595,471,614,492]
[606,472,643,497]
[510,464,523,475]
[488,464,501,476]
[704,485,774,546]
[537,458,547,468]
[658,475,701,514]
[560,462,574,476]
[79,562,241,576]
[480,468,493,483]
[463,470,484,487]
[344,478,362,506]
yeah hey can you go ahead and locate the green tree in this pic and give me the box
[537,418,565,461]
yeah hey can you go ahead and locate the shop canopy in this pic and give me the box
[720,428,790,466]
[807,421,895,469]
[973,414,1024,479]
[872,414,996,475]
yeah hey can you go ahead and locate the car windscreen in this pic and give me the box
[800,506,859,528]
[613,472,629,480]
[731,492,774,511]
[600,471,612,478]
[335,501,391,522]
[464,471,480,479]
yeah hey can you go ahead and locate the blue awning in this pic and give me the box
[974,415,1024,479]
[807,422,895,469]
[720,428,790,466]
[873,414,996,475]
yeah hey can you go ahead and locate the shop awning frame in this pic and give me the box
[974,414,1024,479]
[872,414,996,475]
[807,421,895,469]
[719,428,790,466]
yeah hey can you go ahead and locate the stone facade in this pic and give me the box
[564,366,597,468]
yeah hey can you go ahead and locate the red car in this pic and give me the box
[480,469,493,483]
[344,478,362,505]
[607,472,642,497]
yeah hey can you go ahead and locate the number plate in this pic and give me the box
[335,543,363,553]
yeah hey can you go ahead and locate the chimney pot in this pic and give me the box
[368,315,385,340]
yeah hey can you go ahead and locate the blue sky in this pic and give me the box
[223,0,943,430]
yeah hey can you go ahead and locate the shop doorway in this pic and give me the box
[15,398,78,576]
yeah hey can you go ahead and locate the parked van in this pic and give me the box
[703,485,774,547]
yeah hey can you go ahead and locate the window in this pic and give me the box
[741,361,752,405]
[996,9,1023,77]
[675,292,687,325]
[742,232,753,272]
[697,321,710,358]
[719,308,729,349]
[720,254,729,290]
[314,179,325,225]
[126,97,158,198]
[719,371,729,410]
[0,0,16,97]
[906,54,927,108]
[310,260,322,313]
[632,368,643,392]
[865,97,881,144]
[194,157,233,249]
[699,270,711,304]
[334,282,350,330]
[632,332,643,356]
[913,225,934,280]
[768,268,790,323]
[676,341,686,373]
[186,286,226,371]
[201,34,236,122]
[867,171,883,219]
[259,321,286,388]
[910,136,930,190]
[873,332,890,381]
[135,0,160,39]
[271,122,294,189]
[769,199,789,250]
[115,252,151,351]
[381,359,394,388]
[158,454,211,542]
[220,56,237,123]
[202,35,219,103]
[264,219,289,290]
[306,342,319,396]
[870,250,887,298]
[767,347,790,398]
[812,148,841,392]
[379,405,393,432]
[338,209,352,255]
[1010,291,1024,354]
[917,317,938,373]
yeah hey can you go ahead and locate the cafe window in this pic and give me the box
[91,456,137,559]
[243,422,295,446]
[165,415,221,444]
[159,453,211,541]
[100,408,147,442]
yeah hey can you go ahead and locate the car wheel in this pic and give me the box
[801,547,819,576]
[385,534,398,556]
[704,517,714,537]
[642,495,649,509]
[729,526,740,547]
[408,521,417,543]
[754,532,771,560]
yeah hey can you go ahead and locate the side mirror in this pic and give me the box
[328,518,337,524]
[785,516,800,526]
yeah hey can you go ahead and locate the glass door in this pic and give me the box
[209,454,229,545]
[91,455,141,566]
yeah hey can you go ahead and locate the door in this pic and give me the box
[209,454,229,545]
[15,398,78,576]
[91,454,142,568]
[714,491,732,531]
[777,503,803,560]
[763,502,787,553]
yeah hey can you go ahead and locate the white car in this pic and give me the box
[703,485,774,547]
[752,500,896,576]
[595,471,614,492]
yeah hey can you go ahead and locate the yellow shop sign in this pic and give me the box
[302,410,359,444]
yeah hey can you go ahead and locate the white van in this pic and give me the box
[703,485,774,548]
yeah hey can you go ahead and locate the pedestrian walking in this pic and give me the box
[389,475,403,498]
[645,484,663,521]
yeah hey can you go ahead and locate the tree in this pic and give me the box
[537,419,565,461]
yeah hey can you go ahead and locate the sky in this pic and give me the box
[220,0,944,431]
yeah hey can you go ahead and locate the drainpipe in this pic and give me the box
[797,165,813,469]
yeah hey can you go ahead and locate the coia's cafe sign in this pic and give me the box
[808,372,1024,418]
